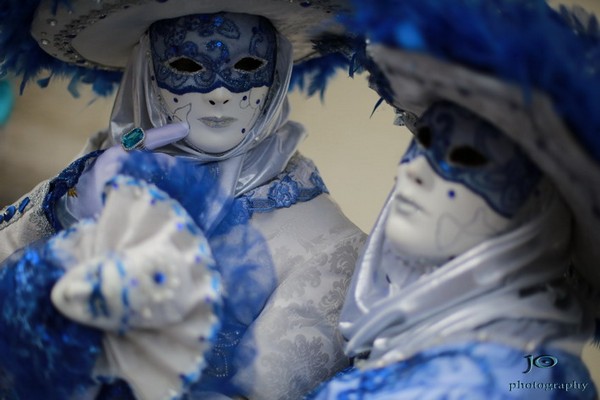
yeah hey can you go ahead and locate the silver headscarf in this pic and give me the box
[106,29,304,198]
[340,180,593,369]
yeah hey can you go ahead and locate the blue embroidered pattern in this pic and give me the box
[402,102,541,218]
[43,150,104,232]
[239,155,329,217]
[150,13,277,94]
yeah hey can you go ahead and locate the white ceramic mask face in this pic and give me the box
[385,102,541,263]
[150,13,277,154]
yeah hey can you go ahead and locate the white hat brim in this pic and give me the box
[31,0,349,69]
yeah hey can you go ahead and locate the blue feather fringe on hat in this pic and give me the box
[0,0,122,97]
[0,0,354,98]
[346,0,600,163]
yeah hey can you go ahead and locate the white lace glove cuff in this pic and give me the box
[49,175,221,400]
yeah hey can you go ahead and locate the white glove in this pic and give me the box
[66,123,188,220]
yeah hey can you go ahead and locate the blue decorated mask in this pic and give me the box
[149,13,278,154]
[385,101,542,263]
[150,13,277,94]
[402,101,541,218]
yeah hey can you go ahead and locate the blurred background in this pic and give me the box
[0,0,598,389]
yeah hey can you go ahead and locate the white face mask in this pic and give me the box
[385,155,512,264]
[150,12,277,154]
[158,85,270,153]
[385,102,541,264]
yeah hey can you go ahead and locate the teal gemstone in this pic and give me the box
[121,127,145,150]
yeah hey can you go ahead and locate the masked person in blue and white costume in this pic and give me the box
[311,0,600,398]
[0,2,365,400]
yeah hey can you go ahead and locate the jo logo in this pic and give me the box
[523,355,558,373]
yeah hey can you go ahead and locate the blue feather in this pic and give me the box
[289,33,365,99]
[290,53,352,99]
[0,0,121,97]
[347,0,600,163]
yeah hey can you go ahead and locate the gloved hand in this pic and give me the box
[65,123,188,220]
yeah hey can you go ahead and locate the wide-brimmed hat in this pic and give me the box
[1,0,351,95]
[351,0,600,310]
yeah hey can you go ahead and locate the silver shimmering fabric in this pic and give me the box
[340,185,593,370]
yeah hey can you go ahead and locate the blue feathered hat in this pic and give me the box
[350,0,600,312]
[0,0,352,97]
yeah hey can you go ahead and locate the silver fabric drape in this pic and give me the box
[340,182,593,369]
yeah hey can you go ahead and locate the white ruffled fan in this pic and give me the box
[50,175,221,400]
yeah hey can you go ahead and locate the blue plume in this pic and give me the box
[290,34,366,99]
[291,53,351,99]
[0,0,121,97]
[347,0,600,163]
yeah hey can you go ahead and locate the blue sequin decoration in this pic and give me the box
[116,152,273,396]
[17,197,30,213]
[153,271,166,285]
[3,205,16,222]
[0,245,103,399]
[87,263,110,319]
[150,13,277,94]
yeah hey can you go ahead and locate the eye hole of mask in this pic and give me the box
[415,126,432,148]
[234,57,266,72]
[168,57,204,73]
[448,146,488,167]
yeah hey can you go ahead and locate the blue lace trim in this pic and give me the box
[0,245,103,400]
[43,150,104,232]
[239,154,329,218]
